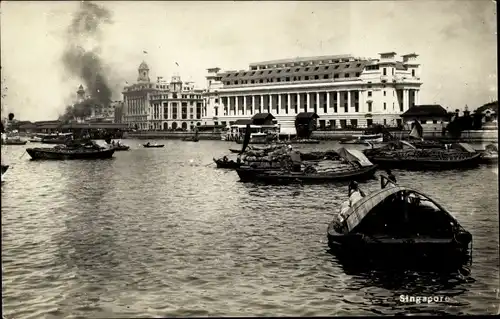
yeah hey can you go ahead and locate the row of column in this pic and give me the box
[220,91,364,116]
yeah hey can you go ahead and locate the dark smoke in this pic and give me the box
[61,1,113,120]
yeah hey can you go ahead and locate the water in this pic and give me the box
[1,140,499,318]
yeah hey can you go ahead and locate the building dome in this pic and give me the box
[139,61,149,70]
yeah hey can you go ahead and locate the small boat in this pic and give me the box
[113,144,130,151]
[363,141,482,170]
[26,147,115,160]
[143,143,164,148]
[213,156,243,169]
[340,133,384,145]
[289,139,321,144]
[229,148,242,154]
[327,175,472,264]
[28,133,49,143]
[182,129,200,142]
[478,143,498,164]
[41,133,73,144]
[3,138,27,145]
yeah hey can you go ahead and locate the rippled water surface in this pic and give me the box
[2,140,499,318]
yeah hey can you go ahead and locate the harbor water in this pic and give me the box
[1,140,499,317]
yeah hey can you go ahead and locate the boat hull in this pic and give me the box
[143,144,164,148]
[365,153,482,170]
[113,145,130,151]
[26,148,115,160]
[214,159,243,169]
[3,140,27,145]
[237,165,378,184]
[340,136,384,144]
[327,223,472,265]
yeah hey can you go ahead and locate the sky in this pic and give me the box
[0,0,497,121]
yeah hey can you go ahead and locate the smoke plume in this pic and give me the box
[61,1,113,119]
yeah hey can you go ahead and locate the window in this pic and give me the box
[366,118,373,127]
[172,103,178,119]
[305,76,309,80]
[329,120,336,128]
[345,64,350,68]
[251,80,255,84]
[392,68,395,75]
[368,91,372,97]
[355,72,360,77]
[340,119,347,128]
[286,77,290,81]
[344,73,349,78]
[383,102,386,110]
[368,102,372,112]
[323,74,329,79]
[314,67,319,71]
[412,69,416,77]
[383,91,386,96]
[314,75,319,80]
[421,120,427,124]
[433,120,438,124]
[305,68,310,71]
[383,119,387,125]
[350,119,358,127]
[333,74,339,79]
[259,79,263,83]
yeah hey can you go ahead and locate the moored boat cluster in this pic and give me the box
[212,132,496,266]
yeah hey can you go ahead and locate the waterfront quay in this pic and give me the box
[125,127,499,143]
[1,139,499,317]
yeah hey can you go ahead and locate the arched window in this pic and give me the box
[181,122,188,130]
[196,122,201,126]
[163,122,169,130]
[172,122,178,130]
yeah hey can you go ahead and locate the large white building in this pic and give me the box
[202,52,422,133]
[123,62,204,130]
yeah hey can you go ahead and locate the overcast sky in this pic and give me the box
[1,0,497,121]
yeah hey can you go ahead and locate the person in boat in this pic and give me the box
[386,169,396,183]
[222,156,228,162]
[348,181,365,206]
[236,156,241,164]
[146,142,150,146]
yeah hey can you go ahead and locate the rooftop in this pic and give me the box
[249,54,355,67]
[401,105,448,118]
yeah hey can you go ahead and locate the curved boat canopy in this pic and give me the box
[344,185,458,233]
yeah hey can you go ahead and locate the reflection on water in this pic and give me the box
[1,140,499,317]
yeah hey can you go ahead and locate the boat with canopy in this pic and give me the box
[327,175,473,263]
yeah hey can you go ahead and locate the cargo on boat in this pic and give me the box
[327,176,473,264]
[237,147,377,184]
[363,140,482,170]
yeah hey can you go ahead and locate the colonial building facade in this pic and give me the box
[202,52,422,132]
[149,76,204,131]
[123,62,204,130]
